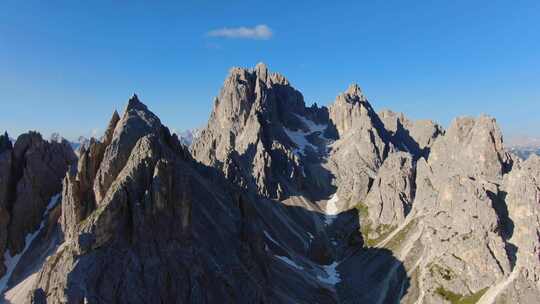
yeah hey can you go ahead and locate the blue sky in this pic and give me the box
[1,1,539,141]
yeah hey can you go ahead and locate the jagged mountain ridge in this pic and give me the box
[0,131,76,297]
[0,64,538,304]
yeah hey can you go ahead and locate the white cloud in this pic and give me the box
[207,24,273,40]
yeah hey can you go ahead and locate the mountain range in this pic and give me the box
[505,137,540,160]
[0,63,538,304]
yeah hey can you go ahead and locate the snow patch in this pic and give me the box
[323,193,340,225]
[283,128,317,156]
[296,115,328,135]
[0,194,60,294]
[283,114,330,157]
[317,261,341,285]
[274,255,304,271]
[44,194,60,213]
[323,214,338,226]
[263,230,279,246]
[325,193,340,215]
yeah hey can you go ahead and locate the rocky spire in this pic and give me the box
[191,63,313,199]
[125,93,148,112]
[328,83,381,137]
[0,131,12,153]
[93,96,162,203]
[255,62,268,83]
[326,84,394,205]
[34,97,268,304]
[102,110,120,145]
[61,110,121,240]
[345,83,365,100]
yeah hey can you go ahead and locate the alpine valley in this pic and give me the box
[0,64,539,304]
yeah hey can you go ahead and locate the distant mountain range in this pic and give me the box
[506,136,540,160]
[508,146,540,160]
[176,128,200,147]
[67,136,90,153]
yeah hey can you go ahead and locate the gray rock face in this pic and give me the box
[326,85,394,207]
[61,111,120,241]
[417,177,512,302]
[0,131,76,278]
[376,115,523,303]
[429,115,512,182]
[362,152,415,240]
[379,110,443,158]
[494,155,540,302]
[8,133,77,254]
[93,96,162,203]
[0,132,13,276]
[191,63,332,199]
[328,84,373,137]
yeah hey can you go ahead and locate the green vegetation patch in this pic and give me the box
[355,202,396,247]
[429,263,455,281]
[383,218,418,251]
[435,286,488,304]
[355,202,369,218]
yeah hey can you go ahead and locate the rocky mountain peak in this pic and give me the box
[328,84,382,138]
[103,110,120,145]
[191,63,347,200]
[92,95,164,204]
[0,131,12,153]
[125,94,146,111]
[254,62,290,87]
[255,62,269,82]
[429,114,512,181]
[13,131,43,158]
[31,97,270,303]
[62,95,192,240]
[344,83,365,100]
[326,86,395,205]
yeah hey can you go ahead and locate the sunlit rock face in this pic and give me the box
[191,62,335,200]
